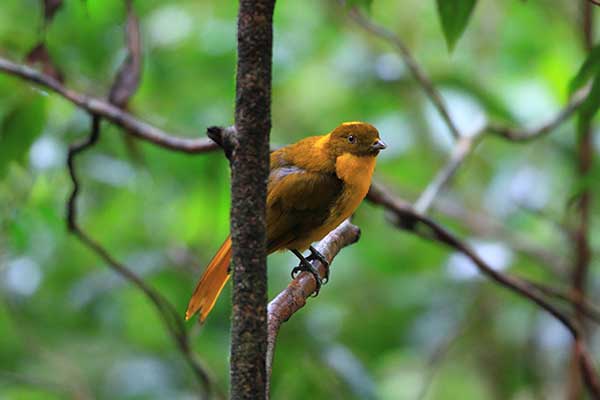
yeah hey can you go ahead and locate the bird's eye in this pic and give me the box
[347,135,356,144]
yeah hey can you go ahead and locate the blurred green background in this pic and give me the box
[1,0,599,399]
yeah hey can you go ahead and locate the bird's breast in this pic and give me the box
[335,153,376,196]
[327,153,377,227]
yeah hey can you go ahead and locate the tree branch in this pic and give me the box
[365,183,600,397]
[266,220,361,390]
[412,82,589,215]
[0,57,217,153]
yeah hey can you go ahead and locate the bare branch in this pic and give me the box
[0,57,218,154]
[366,182,600,396]
[411,80,590,216]
[266,220,361,391]
[346,5,461,139]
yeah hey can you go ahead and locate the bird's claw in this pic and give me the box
[307,246,330,284]
[290,259,323,297]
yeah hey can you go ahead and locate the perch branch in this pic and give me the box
[266,220,361,388]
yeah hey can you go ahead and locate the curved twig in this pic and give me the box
[66,115,218,397]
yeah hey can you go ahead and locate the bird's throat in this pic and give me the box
[335,153,376,189]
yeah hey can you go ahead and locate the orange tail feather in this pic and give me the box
[186,236,231,323]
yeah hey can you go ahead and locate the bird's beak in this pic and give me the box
[371,139,387,151]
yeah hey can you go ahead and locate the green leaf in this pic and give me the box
[579,72,600,121]
[571,46,600,140]
[569,44,600,95]
[0,95,46,177]
[436,0,478,51]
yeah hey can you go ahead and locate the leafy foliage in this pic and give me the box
[0,0,597,399]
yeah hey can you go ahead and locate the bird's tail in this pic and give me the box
[185,236,232,323]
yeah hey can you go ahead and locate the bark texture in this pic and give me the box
[230,1,276,399]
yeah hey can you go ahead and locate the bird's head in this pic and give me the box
[327,122,386,158]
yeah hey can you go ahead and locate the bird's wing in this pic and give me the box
[266,165,343,252]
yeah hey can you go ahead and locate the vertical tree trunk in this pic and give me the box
[230,0,275,399]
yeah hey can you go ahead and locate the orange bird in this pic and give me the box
[186,122,386,323]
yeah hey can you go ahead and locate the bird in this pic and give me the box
[185,121,386,323]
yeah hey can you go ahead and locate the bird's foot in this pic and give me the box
[306,245,330,284]
[291,253,323,297]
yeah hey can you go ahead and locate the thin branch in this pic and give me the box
[0,57,218,153]
[414,82,590,215]
[266,220,361,392]
[414,132,483,214]
[66,115,217,397]
[487,85,590,142]
[367,184,573,330]
[365,182,600,396]
[346,5,461,139]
